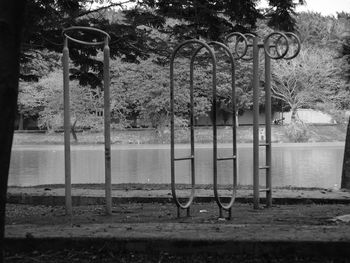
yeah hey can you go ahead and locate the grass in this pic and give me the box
[13,124,346,145]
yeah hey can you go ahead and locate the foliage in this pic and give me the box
[141,0,303,41]
[20,49,61,82]
[20,0,304,89]
[296,12,349,47]
[24,70,119,132]
[18,49,61,117]
[18,82,46,118]
[111,56,211,131]
[110,46,259,131]
[296,12,350,82]
[283,121,310,142]
[270,46,349,122]
[265,0,305,32]
[22,0,169,87]
[23,2,350,132]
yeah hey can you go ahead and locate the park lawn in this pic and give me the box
[12,124,346,145]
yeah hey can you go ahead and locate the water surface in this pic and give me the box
[9,143,344,188]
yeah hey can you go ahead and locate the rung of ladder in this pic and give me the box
[217,155,236,161]
[259,143,270,146]
[174,156,194,161]
[259,165,270,170]
[259,188,271,192]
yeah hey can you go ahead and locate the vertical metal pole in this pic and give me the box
[212,48,218,213]
[264,42,272,207]
[63,37,72,215]
[252,37,260,209]
[231,54,237,203]
[104,37,112,215]
[170,49,178,215]
[189,56,195,218]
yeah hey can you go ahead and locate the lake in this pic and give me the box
[9,143,344,189]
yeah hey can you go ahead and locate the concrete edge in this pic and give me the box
[4,237,350,258]
[7,194,350,206]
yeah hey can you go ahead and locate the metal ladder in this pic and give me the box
[252,36,272,209]
[251,32,300,208]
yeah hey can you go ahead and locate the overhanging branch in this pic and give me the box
[77,1,133,18]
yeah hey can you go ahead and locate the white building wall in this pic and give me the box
[276,109,335,124]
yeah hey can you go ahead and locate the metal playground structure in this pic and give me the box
[170,32,301,217]
[62,27,112,215]
[61,27,300,218]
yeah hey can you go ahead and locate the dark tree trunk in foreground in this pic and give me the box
[341,116,350,189]
[0,1,26,262]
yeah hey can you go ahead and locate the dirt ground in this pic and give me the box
[5,201,350,262]
[5,202,350,226]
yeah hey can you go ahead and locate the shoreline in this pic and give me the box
[11,141,346,150]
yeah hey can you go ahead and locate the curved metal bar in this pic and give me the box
[263,32,289,59]
[225,32,248,60]
[207,42,237,213]
[189,41,237,217]
[281,32,301,60]
[63,26,111,46]
[170,39,217,214]
[240,33,256,61]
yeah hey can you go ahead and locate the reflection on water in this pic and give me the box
[9,143,344,188]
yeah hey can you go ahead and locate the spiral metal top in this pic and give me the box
[225,31,301,60]
[225,32,248,60]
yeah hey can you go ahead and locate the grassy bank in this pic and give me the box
[13,125,346,145]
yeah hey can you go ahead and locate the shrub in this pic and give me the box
[284,121,311,142]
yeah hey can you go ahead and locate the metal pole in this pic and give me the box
[63,37,72,215]
[189,53,195,218]
[252,36,260,209]
[264,41,272,207]
[212,47,218,215]
[103,37,112,215]
[169,44,177,214]
[231,52,237,218]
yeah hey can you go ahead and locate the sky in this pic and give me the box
[259,0,350,16]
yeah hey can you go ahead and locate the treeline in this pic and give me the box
[17,1,350,131]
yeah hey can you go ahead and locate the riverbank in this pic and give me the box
[5,187,350,262]
[13,125,346,145]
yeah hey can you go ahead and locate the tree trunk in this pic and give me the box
[19,113,24,130]
[0,1,26,261]
[290,106,297,122]
[341,116,350,189]
[71,119,78,142]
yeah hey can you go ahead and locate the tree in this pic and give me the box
[19,0,304,87]
[0,1,27,262]
[16,0,304,132]
[270,47,349,122]
[21,1,167,85]
[17,49,61,129]
[31,70,120,139]
[110,48,259,133]
[111,56,211,132]
[141,0,304,40]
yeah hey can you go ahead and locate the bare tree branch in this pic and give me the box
[77,1,133,18]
